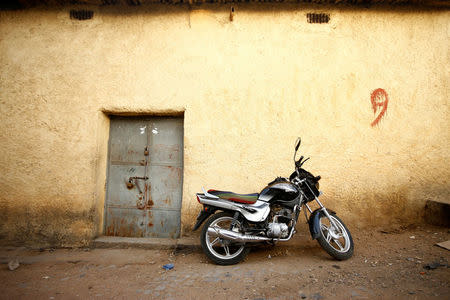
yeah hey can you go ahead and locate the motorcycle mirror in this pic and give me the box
[295,137,301,152]
[293,137,301,163]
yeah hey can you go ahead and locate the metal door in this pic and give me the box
[105,116,183,238]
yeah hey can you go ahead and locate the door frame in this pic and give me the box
[101,112,185,238]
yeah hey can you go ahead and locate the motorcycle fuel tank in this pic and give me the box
[258,178,300,203]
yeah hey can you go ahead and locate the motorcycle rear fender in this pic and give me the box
[192,205,217,231]
[308,208,336,240]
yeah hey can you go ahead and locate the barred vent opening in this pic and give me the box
[307,13,330,24]
[70,9,94,20]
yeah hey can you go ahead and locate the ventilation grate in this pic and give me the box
[307,13,330,24]
[70,9,94,21]
[102,0,118,4]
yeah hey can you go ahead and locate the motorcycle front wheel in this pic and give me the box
[316,213,354,260]
[200,212,250,265]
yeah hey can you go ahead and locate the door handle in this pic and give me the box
[129,176,149,181]
[126,176,149,193]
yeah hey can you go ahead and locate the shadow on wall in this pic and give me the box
[0,186,445,247]
[339,186,424,229]
[0,203,98,248]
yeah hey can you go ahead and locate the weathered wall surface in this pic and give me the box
[0,4,449,246]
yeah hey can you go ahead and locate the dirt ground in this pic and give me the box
[0,223,449,300]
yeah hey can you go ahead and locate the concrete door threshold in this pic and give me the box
[93,233,307,251]
[93,236,200,250]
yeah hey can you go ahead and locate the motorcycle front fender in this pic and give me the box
[308,208,336,240]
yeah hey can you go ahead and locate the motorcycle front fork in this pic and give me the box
[304,194,340,230]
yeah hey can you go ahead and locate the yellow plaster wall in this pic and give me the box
[0,4,448,246]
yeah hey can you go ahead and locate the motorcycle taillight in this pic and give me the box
[196,195,200,203]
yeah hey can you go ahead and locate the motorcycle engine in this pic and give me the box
[267,207,291,238]
[267,222,289,238]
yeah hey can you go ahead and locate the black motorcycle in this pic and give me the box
[193,138,354,265]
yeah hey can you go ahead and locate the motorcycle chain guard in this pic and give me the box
[308,208,336,240]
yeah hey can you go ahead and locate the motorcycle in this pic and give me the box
[193,138,354,265]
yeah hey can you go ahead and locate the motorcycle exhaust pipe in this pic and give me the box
[207,227,271,243]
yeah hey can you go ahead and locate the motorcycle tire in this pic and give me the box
[200,212,250,265]
[316,213,354,260]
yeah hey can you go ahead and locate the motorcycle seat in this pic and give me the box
[207,190,258,204]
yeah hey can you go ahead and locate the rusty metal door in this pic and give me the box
[105,116,183,238]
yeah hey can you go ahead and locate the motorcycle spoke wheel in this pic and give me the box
[320,216,350,253]
[205,216,244,259]
[316,214,354,260]
[200,212,250,265]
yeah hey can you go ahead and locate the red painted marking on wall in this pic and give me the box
[370,88,388,127]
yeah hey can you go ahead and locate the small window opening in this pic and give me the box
[307,13,330,24]
[70,9,94,21]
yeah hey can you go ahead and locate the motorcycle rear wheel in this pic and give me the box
[200,212,250,265]
[316,214,354,260]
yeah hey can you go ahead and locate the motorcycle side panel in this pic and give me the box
[198,195,270,223]
[308,208,336,240]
